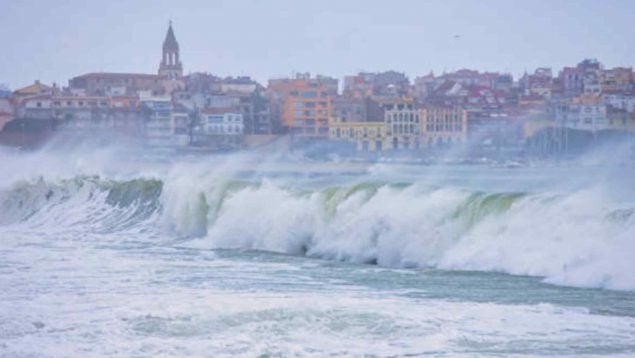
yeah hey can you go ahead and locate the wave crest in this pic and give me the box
[2,175,634,290]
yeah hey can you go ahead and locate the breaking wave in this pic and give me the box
[0,176,162,234]
[1,175,634,291]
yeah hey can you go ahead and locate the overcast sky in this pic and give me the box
[1,0,634,89]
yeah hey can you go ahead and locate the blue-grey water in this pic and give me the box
[1,146,635,357]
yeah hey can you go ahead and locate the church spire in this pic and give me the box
[163,21,179,51]
[158,21,183,79]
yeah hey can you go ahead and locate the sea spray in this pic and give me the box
[1,173,634,290]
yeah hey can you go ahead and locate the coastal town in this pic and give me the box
[1,22,634,159]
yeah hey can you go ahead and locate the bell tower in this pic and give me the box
[158,21,183,79]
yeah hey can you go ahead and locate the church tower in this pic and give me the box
[158,21,183,79]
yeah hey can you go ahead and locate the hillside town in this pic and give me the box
[1,23,634,159]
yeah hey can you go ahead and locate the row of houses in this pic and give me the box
[2,22,635,156]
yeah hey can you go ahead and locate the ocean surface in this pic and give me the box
[1,145,635,357]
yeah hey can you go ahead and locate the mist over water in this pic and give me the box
[1,140,635,356]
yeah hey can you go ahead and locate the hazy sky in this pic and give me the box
[1,0,634,89]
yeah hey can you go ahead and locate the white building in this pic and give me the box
[381,99,421,150]
[141,95,190,147]
[554,95,608,132]
[603,93,635,113]
[202,108,244,136]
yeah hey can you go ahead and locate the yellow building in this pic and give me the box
[607,107,635,133]
[329,117,386,152]
[420,106,467,147]
[381,97,421,150]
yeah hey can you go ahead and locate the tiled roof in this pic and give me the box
[14,82,52,95]
[73,72,159,80]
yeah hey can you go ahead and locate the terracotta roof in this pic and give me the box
[14,82,53,95]
[72,72,160,80]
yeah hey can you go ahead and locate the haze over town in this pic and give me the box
[2,0,634,89]
[2,0,635,158]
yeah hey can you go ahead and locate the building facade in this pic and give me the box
[69,73,165,97]
[553,94,608,132]
[267,75,332,138]
[382,98,421,150]
[602,92,635,113]
[141,95,189,146]
[332,95,366,122]
[420,106,467,147]
[203,108,244,136]
[329,117,386,152]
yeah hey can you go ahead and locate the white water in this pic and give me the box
[1,145,635,356]
[2,145,635,291]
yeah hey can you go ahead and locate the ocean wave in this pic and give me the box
[0,176,162,233]
[1,175,634,291]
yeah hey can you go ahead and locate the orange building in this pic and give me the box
[268,75,332,137]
